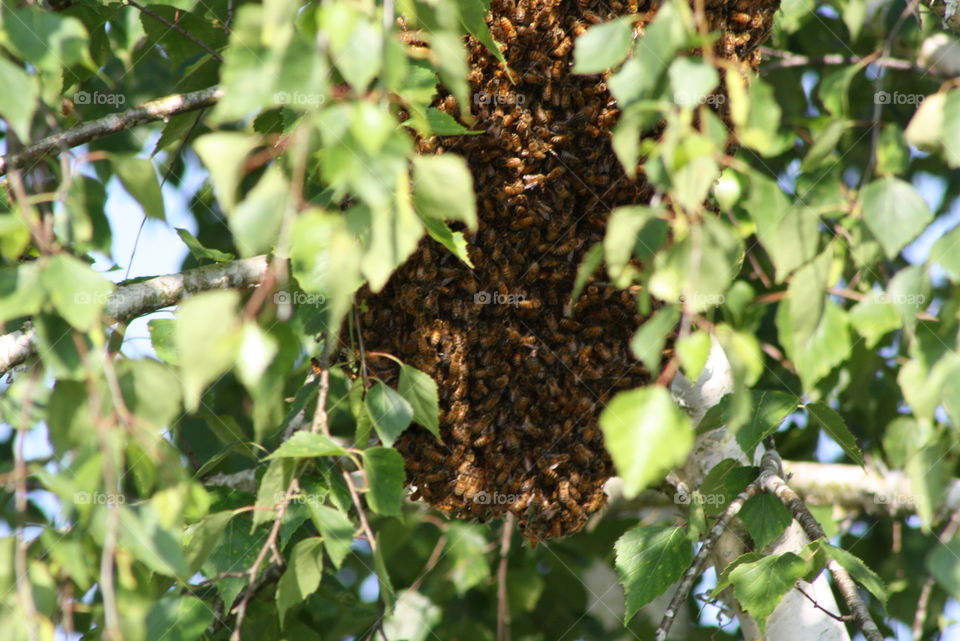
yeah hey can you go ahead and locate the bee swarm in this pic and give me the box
[357,0,779,543]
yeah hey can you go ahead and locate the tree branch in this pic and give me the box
[760,451,884,641]
[0,255,268,374]
[0,86,223,176]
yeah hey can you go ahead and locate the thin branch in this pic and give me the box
[125,0,224,62]
[759,451,884,641]
[497,513,515,641]
[913,509,960,640]
[655,480,762,641]
[759,47,949,77]
[0,86,223,176]
[0,255,268,375]
[14,369,40,641]
[231,479,300,641]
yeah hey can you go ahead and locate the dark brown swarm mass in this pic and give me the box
[356,0,779,543]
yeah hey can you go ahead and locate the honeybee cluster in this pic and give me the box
[356,0,779,543]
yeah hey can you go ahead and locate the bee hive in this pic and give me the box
[357,0,779,542]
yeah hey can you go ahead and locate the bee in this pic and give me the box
[558,479,573,503]
[517,298,541,310]
[559,318,581,332]
[523,173,545,190]
[503,180,524,197]
[582,326,604,338]
[505,157,524,170]
[730,10,753,24]
[584,489,606,513]
[473,431,494,447]
[448,402,468,424]
[552,37,573,58]
[492,374,510,388]
[423,472,447,483]
[498,16,518,41]
[582,9,604,24]
[582,423,599,442]
[451,423,472,443]
[424,448,446,463]
[572,442,593,464]
[503,430,521,450]
[509,493,532,514]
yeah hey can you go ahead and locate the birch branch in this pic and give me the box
[0,255,269,374]
[0,85,223,176]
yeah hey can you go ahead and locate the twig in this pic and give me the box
[497,513,515,641]
[795,583,850,622]
[0,255,268,375]
[408,535,448,593]
[759,450,884,641]
[230,479,300,641]
[913,509,960,639]
[655,480,762,641]
[310,346,332,435]
[759,47,948,77]
[14,368,40,641]
[126,0,223,62]
[0,86,223,176]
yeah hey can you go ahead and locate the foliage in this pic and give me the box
[1,0,960,638]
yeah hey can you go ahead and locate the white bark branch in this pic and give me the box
[0,255,268,374]
[0,85,223,176]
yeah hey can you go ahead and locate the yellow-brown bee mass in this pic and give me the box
[357,0,779,543]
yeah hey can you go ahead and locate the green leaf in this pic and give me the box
[676,330,712,380]
[729,551,818,631]
[806,403,864,467]
[778,300,852,390]
[145,597,213,641]
[229,165,289,257]
[365,381,414,447]
[254,458,295,528]
[739,494,792,551]
[290,209,364,338]
[113,155,165,221]
[175,290,242,411]
[398,365,441,439]
[668,57,719,108]
[115,506,188,577]
[424,107,482,135]
[460,0,508,68]
[928,536,960,600]
[116,358,182,431]
[47,381,95,453]
[630,306,680,373]
[823,544,887,606]
[445,522,490,596]
[3,9,91,73]
[696,392,798,459]
[306,504,355,569]
[0,56,38,141]
[906,443,947,529]
[604,206,657,286]
[568,243,605,311]
[40,254,113,332]
[328,13,382,91]
[267,432,347,459]
[818,64,860,118]
[930,224,960,283]
[382,590,441,641]
[849,290,902,348]
[0,263,44,326]
[860,177,933,259]
[615,526,691,621]
[421,216,474,267]
[699,459,756,516]
[430,32,471,112]
[362,447,405,517]
[801,119,847,171]
[193,133,260,211]
[412,155,478,230]
[649,215,742,312]
[147,319,178,365]
[599,386,693,498]
[277,537,325,627]
[185,511,237,573]
[738,77,787,155]
[572,16,636,74]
